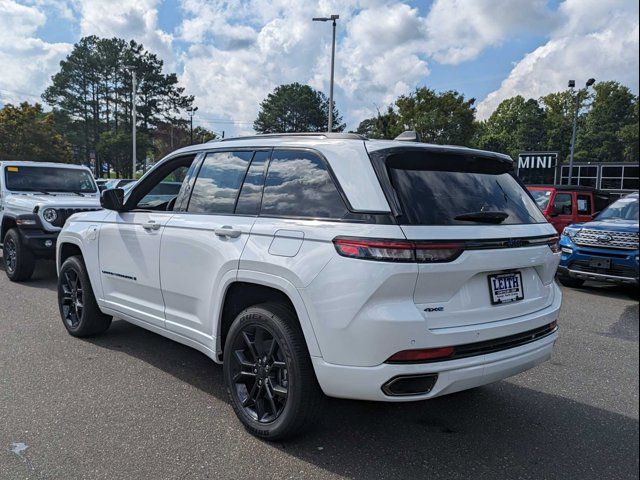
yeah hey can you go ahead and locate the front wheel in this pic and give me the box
[223,302,322,440]
[3,228,35,282]
[58,256,112,337]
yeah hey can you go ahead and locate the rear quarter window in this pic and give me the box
[260,150,349,219]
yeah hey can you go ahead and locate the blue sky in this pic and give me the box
[1,0,638,135]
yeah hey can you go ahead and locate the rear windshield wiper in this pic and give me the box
[454,211,509,224]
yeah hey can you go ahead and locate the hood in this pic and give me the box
[568,219,639,233]
[6,193,101,211]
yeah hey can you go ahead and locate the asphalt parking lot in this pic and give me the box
[0,258,638,480]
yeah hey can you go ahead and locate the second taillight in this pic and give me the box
[332,237,464,263]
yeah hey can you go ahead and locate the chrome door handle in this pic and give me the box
[142,220,161,231]
[214,226,241,238]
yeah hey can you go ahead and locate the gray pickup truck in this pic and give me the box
[0,161,101,281]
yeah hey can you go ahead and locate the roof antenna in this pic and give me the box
[394,130,421,142]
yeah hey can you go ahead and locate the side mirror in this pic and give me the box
[101,188,125,211]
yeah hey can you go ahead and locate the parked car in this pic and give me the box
[55,133,562,439]
[528,185,612,234]
[103,178,136,190]
[1,161,101,281]
[557,192,639,287]
[95,178,109,191]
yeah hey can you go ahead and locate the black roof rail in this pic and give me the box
[209,132,368,143]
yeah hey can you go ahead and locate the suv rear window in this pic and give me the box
[379,150,546,226]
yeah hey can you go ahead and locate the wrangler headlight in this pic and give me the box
[43,208,58,223]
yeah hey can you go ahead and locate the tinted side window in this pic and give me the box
[553,193,573,215]
[235,151,270,215]
[577,195,592,215]
[188,151,252,214]
[261,150,349,219]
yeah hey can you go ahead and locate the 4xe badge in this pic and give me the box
[424,306,444,313]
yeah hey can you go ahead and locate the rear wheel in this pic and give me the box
[223,302,322,440]
[58,256,111,337]
[558,276,585,288]
[3,228,35,282]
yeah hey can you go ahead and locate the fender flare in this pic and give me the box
[215,269,323,360]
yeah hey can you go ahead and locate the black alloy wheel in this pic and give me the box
[60,267,84,329]
[3,236,17,275]
[229,324,289,423]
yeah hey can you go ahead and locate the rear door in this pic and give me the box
[576,193,594,222]
[160,150,263,346]
[372,147,559,329]
[551,192,575,233]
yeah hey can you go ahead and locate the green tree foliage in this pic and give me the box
[0,102,71,162]
[43,36,194,175]
[576,81,638,163]
[97,130,151,178]
[539,90,576,162]
[475,95,546,159]
[394,88,476,145]
[355,106,403,139]
[153,122,218,160]
[254,83,345,133]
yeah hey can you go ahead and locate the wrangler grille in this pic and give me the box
[574,229,639,250]
[49,208,101,227]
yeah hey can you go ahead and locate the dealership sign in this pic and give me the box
[517,152,559,185]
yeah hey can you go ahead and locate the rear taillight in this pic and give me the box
[547,236,561,253]
[332,237,464,263]
[386,347,455,363]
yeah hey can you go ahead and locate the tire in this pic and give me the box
[223,302,322,440]
[558,276,585,288]
[3,228,35,282]
[58,255,111,337]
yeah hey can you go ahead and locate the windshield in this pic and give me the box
[529,189,552,210]
[4,166,97,193]
[383,151,547,225]
[596,195,639,222]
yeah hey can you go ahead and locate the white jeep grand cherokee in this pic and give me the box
[55,133,561,439]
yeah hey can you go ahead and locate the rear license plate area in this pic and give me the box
[488,272,524,305]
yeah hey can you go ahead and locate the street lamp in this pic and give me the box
[567,78,596,185]
[187,106,198,144]
[124,65,137,178]
[313,14,339,133]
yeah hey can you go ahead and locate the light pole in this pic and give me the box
[124,65,137,178]
[567,78,595,185]
[313,14,339,132]
[187,106,198,144]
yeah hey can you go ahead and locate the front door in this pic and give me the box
[160,150,267,346]
[551,192,574,233]
[98,156,198,328]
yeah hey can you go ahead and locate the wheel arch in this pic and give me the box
[1,215,17,242]
[216,273,322,362]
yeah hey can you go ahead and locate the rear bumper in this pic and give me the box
[312,329,557,402]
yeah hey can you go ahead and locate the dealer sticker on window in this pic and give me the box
[488,271,524,305]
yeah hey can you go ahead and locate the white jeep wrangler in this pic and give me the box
[0,161,101,281]
[55,133,562,439]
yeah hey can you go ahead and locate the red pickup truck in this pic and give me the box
[527,186,612,234]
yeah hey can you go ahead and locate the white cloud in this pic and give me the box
[424,0,553,65]
[75,0,175,67]
[477,0,639,119]
[0,0,71,104]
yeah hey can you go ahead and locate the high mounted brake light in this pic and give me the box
[332,237,464,263]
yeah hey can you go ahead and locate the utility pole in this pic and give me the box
[313,14,339,132]
[567,78,595,185]
[187,106,198,144]
[124,66,137,178]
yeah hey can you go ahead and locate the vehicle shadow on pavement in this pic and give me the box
[569,281,639,301]
[87,319,639,480]
[0,255,57,291]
